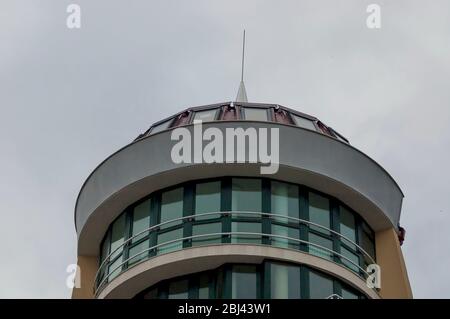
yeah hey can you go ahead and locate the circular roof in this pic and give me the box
[135,102,349,144]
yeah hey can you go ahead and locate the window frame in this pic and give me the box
[98,177,376,288]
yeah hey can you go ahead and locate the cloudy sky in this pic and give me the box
[0,0,449,298]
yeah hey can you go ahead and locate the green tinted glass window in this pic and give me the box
[157,228,183,254]
[131,199,150,243]
[340,206,356,244]
[341,246,360,272]
[341,286,359,299]
[128,240,149,266]
[309,192,330,234]
[271,181,299,220]
[309,271,334,299]
[308,233,333,260]
[270,262,301,299]
[231,222,261,244]
[232,179,262,213]
[272,224,299,250]
[192,222,222,246]
[231,265,258,299]
[195,181,221,220]
[107,257,123,282]
[110,214,126,259]
[160,188,183,226]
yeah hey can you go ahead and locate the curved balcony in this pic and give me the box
[94,211,376,297]
[75,120,404,257]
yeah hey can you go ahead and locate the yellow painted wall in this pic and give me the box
[375,228,413,299]
[71,256,97,299]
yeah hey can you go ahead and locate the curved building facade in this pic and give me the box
[72,102,412,299]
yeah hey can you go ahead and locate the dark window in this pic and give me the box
[231,265,258,299]
[195,181,221,220]
[309,271,334,299]
[232,178,262,213]
[168,279,189,299]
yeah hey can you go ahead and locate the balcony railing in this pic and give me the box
[94,211,376,297]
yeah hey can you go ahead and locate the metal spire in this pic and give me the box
[235,30,248,102]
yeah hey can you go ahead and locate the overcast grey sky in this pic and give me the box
[0,0,449,298]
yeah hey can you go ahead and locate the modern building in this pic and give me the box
[72,92,412,299]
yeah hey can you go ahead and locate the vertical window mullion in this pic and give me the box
[223,265,232,299]
[299,187,309,253]
[331,200,340,264]
[262,178,271,245]
[300,265,309,299]
[188,275,198,299]
[122,208,133,270]
[356,217,365,274]
[222,178,232,244]
[183,183,194,248]
[263,261,271,299]
[333,280,342,298]
[256,263,262,299]
[149,194,160,258]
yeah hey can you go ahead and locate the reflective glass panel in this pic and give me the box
[340,206,356,244]
[243,108,268,121]
[232,178,262,213]
[151,119,172,134]
[160,188,183,227]
[341,287,359,299]
[308,233,333,260]
[110,214,126,259]
[195,181,221,220]
[128,240,149,266]
[309,271,334,299]
[309,192,330,234]
[272,224,299,250]
[271,181,299,221]
[231,265,258,299]
[231,222,261,244]
[107,257,123,282]
[291,114,316,131]
[270,262,301,299]
[341,246,360,273]
[131,199,150,243]
[192,222,222,246]
[193,109,218,122]
[157,228,183,254]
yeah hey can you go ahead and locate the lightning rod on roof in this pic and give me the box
[235,30,248,103]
